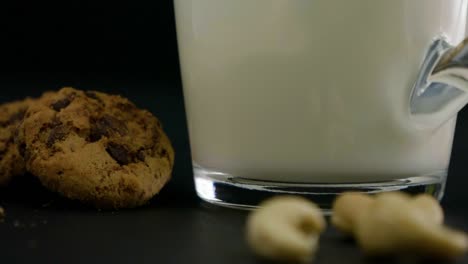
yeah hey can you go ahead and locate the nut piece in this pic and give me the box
[331,192,373,234]
[246,196,326,263]
[411,194,444,224]
[332,192,468,259]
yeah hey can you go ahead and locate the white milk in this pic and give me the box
[175,0,467,183]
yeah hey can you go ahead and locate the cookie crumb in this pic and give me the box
[0,206,4,220]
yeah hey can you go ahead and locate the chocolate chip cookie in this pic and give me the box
[16,87,174,208]
[0,98,34,185]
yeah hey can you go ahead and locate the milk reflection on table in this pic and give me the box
[175,0,467,183]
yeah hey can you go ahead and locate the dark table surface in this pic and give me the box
[0,73,467,264]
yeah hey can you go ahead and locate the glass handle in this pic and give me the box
[410,38,468,129]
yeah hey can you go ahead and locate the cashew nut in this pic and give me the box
[411,194,444,224]
[246,196,326,263]
[332,192,468,259]
[331,192,373,234]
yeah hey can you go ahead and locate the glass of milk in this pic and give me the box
[175,0,468,210]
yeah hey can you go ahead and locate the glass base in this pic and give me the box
[194,164,447,213]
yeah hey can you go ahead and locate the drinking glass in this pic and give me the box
[175,0,468,210]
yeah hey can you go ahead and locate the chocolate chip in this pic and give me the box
[18,142,31,161]
[85,91,103,103]
[0,108,27,127]
[7,108,26,124]
[47,125,68,147]
[51,98,71,111]
[88,131,102,143]
[89,115,128,142]
[51,94,75,111]
[18,143,26,157]
[106,143,131,165]
[136,150,145,161]
[121,185,136,195]
[48,117,61,129]
[160,148,168,157]
[116,102,137,112]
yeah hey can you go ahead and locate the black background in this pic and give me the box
[0,1,467,263]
